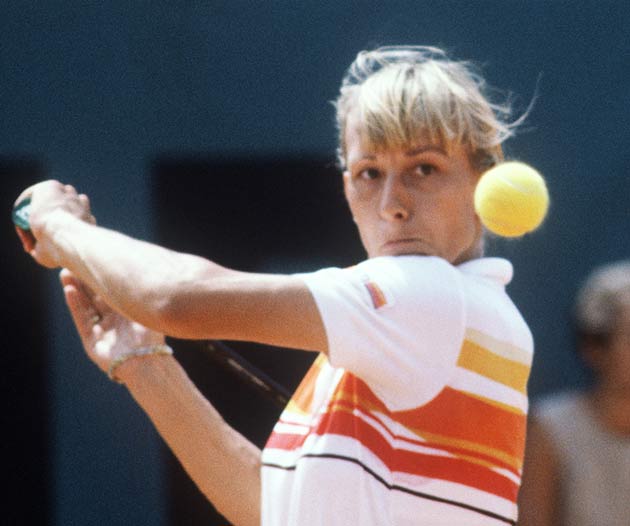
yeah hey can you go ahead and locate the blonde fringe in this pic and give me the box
[334,46,531,170]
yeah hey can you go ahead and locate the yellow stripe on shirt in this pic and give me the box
[458,339,530,394]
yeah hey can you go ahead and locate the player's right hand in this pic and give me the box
[14,180,96,268]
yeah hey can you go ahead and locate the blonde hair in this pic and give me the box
[574,260,630,336]
[334,46,527,170]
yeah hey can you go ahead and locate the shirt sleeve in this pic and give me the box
[300,255,466,410]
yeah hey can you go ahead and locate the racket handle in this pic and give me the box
[12,197,32,231]
[202,340,291,408]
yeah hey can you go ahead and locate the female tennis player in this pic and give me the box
[15,46,533,525]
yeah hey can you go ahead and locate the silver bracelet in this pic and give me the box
[108,344,174,384]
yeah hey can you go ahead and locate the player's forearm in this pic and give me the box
[119,354,262,526]
[38,210,328,350]
[40,210,225,332]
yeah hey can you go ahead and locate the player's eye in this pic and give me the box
[415,163,437,177]
[359,168,380,180]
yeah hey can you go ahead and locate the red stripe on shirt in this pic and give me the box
[332,374,526,468]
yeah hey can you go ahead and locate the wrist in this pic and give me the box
[109,344,174,384]
[31,206,71,237]
[32,209,79,267]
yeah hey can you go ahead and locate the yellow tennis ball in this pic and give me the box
[474,161,549,237]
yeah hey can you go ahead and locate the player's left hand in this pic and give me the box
[59,269,165,379]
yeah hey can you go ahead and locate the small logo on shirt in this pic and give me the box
[364,280,387,309]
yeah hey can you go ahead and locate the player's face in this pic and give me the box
[343,115,483,263]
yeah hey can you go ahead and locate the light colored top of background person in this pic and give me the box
[518,260,630,526]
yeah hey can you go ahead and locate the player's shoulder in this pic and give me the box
[456,257,514,287]
[355,254,458,283]
[356,255,513,282]
[350,256,464,311]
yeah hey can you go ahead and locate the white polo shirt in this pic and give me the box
[262,256,533,525]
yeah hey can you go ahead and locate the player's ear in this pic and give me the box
[341,171,357,223]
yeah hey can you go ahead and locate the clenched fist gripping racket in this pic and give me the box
[12,196,32,231]
[12,198,292,408]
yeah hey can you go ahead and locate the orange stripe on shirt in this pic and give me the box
[285,354,325,415]
[330,374,526,470]
[314,407,520,502]
[328,397,521,476]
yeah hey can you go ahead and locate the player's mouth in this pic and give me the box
[381,238,430,256]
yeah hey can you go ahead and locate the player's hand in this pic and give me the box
[59,269,165,378]
[14,180,96,268]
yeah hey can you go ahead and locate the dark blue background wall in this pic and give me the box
[2,2,629,524]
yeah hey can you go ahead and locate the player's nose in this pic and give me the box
[379,175,410,222]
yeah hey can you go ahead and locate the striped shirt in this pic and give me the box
[262,256,533,525]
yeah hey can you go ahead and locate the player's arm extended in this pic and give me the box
[18,181,328,352]
[123,354,262,526]
[61,270,261,526]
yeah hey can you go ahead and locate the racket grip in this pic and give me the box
[12,197,32,231]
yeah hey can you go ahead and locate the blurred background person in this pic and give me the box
[518,260,630,526]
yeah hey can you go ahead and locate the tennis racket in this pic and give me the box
[12,197,292,408]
